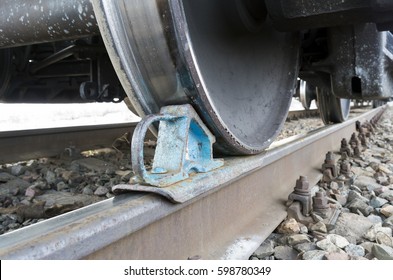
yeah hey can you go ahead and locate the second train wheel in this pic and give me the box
[299,80,317,110]
[92,0,300,155]
[317,88,351,124]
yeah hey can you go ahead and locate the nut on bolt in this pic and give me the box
[294,175,311,194]
[350,133,359,148]
[322,151,338,178]
[340,160,352,177]
[353,146,361,158]
[340,139,352,157]
[287,176,313,216]
[313,191,329,218]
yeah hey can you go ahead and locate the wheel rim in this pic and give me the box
[317,88,350,124]
[93,0,300,155]
[299,80,316,110]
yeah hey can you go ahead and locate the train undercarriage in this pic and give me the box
[1,0,393,155]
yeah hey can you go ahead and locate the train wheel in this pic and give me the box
[317,88,350,124]
[92,0,300,155]
[299,80,316,110]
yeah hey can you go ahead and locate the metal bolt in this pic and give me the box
[350,133,359,148]
[325,151,335,163]
[362,121,374,136]
[340,138,352,157]
[355,121,361,131]
[294,176,311,194]
[322,151,338,178]
[358,131,367,147]
[340,152,349,161]
[313,191,329,217]
[353,146,361,158]
[340,160,352,177]
[288,176,313,216]
[322,168,334,183]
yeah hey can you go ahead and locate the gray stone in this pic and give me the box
[274,246,298,260]
[375,175,389,186]
[72,158,117,173]
[254,240,274,259]
[325,252,350,260]
[383,216,393,229]
[316,239,341,253]
[10,165,25,176]
[302,250,326,260]
[45,170,57,185]
[378,164,392,175]
[350,185,363,193]
[326,234,350,248]
[352,166,367,176]
[354,176,383,191]
[381,205,393,217]
[8,223,20,229]
[375,231,393,247]
[82,186,94,195]
[379,190,393,202]
[310,221,327,233]
[276,218,300,234]
[287,234,311,246]
[374,186,390,196]
[0,178,30,196]
[347,198,373,216]
[364,224,392,242]
[56,182,69,191]
[347,190,367,203]
[333,194,347,206]
[372,244,393,260]
[370,196,388,208]
[334,213,373,243]
[311,213,324,223]
[30,181,50,191]
[25,186,42,198]
[0,172,16,182]
[294,243,317,253]
[266,233,287,246]
[35,191,101,210]
[94,186,109,196]
[329,181,339,190]
[367,214,383,224]
[299,224,308,234]
[359,242,375,254]
[106,192,115,198]
[345,244,365,257]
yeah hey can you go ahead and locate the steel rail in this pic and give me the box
[0,122,137,164]
[0,106,385,260]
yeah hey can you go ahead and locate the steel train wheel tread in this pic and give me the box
[92,0,300,155]
[317,88,350,124]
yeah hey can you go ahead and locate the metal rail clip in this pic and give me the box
[130,104,223,188]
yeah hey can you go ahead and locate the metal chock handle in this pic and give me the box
[131,104,224,187]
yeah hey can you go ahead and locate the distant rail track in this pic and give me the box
[0,123,137,165]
